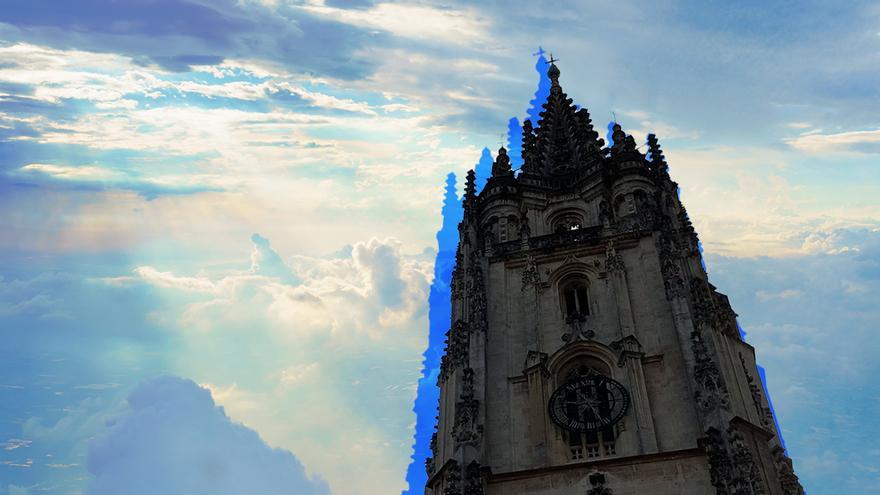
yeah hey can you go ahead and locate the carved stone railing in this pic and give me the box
[493,225,605,257]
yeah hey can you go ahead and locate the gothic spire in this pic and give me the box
[525,61,603,176]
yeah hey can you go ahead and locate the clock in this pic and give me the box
[548,371,630,433]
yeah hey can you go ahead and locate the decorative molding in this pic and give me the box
[610,335,644,367]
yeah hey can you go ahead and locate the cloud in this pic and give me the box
[117,234,430,493]
[85,375,329,495]
[249,233,300,286]
[301,2,491,46]
[0,0,379,78]
[785,128,880,154]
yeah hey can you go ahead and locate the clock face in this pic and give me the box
[548,371,630,433]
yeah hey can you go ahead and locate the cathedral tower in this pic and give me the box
[425,63,803,495]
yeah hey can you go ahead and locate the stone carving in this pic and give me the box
[611,335,643,366]
[443,460,461,495]
[586,472,613,495]
[739,353,772,427]
[728,426,765,495]
[658,227,685,299]
[604,240,625,273]
[460,367,475,400]
[450,250,464,300]
[772,445,804,495]
[491,224,604,258]
[704,427,733,495]
[562,311,593,342]
[521,255,542,292]
[692,331,729,411]
[464,461,484,495]
[690,277,740,336]
[439,320,471,382]
[452,396,481,445]
[525,62,604,176]
[466,262,488,334]
[451,368,481,445]
[677,205,700,255]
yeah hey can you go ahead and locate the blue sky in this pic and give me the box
[0,1,878,494]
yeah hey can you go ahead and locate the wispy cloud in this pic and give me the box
[785,128,880,154]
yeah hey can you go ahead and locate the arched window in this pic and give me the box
[560,279,590,318]
[554,216,582,233]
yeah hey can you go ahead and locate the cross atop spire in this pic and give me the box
[547,53,559,64]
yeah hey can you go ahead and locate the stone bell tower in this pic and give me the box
[425,62,803,495]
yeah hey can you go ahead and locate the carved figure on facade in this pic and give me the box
[604,240,625,273]
[521,255,543,292]
[586,472,613,495]
[690,277,740,336]
[658,226,685,299]
[466,262,488,334]
[728,426,766,495]
[704,427,733,495]
[692,331,730,410]
[451,368,480,446]
[772,445,805,495]
[451,392,481,446]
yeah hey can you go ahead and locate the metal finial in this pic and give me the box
[547,53,559,64]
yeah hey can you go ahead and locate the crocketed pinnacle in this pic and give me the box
[646,133,669,176]
[491,146,513,177]
[464,169,476,203]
